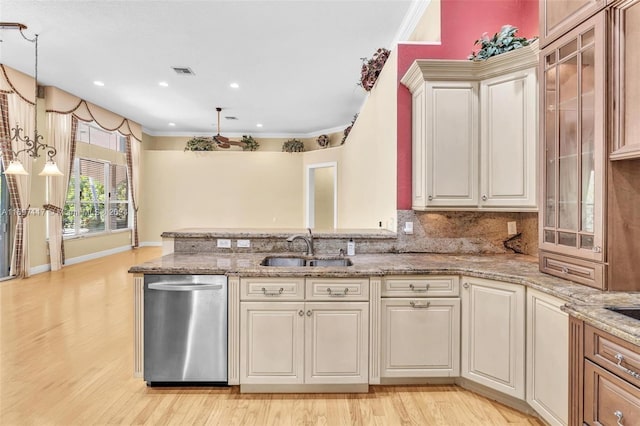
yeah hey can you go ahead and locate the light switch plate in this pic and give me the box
[507,221,517,235]
[237,239,251,248]
[217,239,231,248]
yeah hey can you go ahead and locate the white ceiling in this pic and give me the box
[1,1,425,138]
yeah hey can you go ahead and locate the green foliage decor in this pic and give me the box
[468,25,537,61]
[282,138,304,153]
[184,137,216,151]
[241,135,259,151]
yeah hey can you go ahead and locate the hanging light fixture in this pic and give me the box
[1,22,63,177]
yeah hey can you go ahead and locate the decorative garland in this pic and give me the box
[282,138,304,153]
[341,114,358,145]
[359,48,391,91]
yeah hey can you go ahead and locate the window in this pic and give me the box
[76,121,126,152]
[63,158,130,237]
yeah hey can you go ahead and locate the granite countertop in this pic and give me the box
[129,251,640,346]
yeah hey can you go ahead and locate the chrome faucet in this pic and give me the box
[287,228,314,256]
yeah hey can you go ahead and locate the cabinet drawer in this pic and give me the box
[539,251,605,290]
[383,276,459,297]
[585,324,640,389]
[305,278,369,301]
[584,360,640,426]
[240,277,304,301]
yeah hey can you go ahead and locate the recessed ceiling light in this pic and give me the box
[229,82,240,89]
[256,123,263,128]
[168,122,176,126]
[159,81,169,87]
[93,81,105,86]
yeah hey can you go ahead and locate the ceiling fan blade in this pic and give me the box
[213,134,229,143]
[227,140,248,147]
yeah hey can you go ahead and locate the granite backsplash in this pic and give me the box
[396,210,539,256]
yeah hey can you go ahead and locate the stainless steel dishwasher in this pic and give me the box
[144,274,227,385]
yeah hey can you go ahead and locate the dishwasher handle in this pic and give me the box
[148,283,224,291]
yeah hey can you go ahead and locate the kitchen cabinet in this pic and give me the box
[526,289,569,426]
[539,13,607,289]
[569,319,640,425]
[239,277,369,389]
[540,0,606,47]
[461,276,525,399]
[401,43,538,211]
[380,275,460,378]
[610,0,640,160]
[381,298,460,378]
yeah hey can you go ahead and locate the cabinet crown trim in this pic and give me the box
[401,41,539,92]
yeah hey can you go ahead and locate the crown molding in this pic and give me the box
[400,40,540,92]
[143,123,350,139]
[391,0,433,46]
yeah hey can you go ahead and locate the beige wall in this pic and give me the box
[408,0,441,42]
[313,166,335,230]
[138,148,304,242]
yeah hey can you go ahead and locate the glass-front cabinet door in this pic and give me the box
[540,13,605,262]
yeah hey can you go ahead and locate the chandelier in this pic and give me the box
[1,22,62,177]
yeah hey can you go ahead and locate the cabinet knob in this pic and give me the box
[298,310,304,316]
[593,246,602,253]
[481,195,488,201]
[306,310,312,317]
[428,195,433,201]
[614,410,624,426]
[463,282,469,289]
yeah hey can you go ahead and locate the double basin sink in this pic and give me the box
[261,256,353,267]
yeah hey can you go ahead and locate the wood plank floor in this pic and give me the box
[0,247,543,425]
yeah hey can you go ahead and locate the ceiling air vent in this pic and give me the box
[171,66,195,75]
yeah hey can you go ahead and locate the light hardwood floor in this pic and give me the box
[0,247,543,425]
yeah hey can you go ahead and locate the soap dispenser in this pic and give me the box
[347,238,355,256]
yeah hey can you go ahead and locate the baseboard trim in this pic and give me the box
[29,264,52,275]
[456,378,538,417]
[65,245,132,266]
[139,242,162,247]
[240,383,369,394]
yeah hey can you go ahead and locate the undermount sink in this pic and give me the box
[260,256,353,267]
[260,257,306,267]
[605,307,640,321]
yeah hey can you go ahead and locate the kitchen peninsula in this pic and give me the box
[130,228,640,426]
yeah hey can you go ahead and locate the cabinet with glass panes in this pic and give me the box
[538,13,606,289]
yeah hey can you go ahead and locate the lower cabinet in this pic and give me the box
[240,301,369,385]
[381,298,460,377]
[461,276,526,399]
[526,289,569,426]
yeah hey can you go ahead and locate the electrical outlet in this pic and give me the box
[404,221,414,234]
[237,239,251,248]
[507,221,517,236]
[217,239,231,248]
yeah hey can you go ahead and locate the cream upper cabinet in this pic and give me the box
[401,43,538,212]
[526,289,569,426]
[461,276,525,399]
[480,68,538,208]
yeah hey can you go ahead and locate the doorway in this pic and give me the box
[306,162,337,229]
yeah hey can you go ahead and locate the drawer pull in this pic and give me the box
[327,287,349,296]
[614,353,640,380]
[262,287,284,296]
[614,410,624,426]
[409,283,429,292]
[410,301,430,309]
[561,267,569,274]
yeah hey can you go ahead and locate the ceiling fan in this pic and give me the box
[212,107,246,149]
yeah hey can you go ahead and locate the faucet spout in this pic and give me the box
[287,231,314,256]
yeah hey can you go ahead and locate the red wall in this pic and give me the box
[397,0,539,209]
